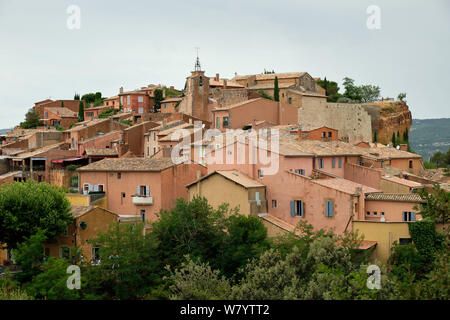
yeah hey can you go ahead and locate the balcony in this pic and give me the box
[132,195,153,206]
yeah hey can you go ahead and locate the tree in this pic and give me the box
[414,184,450,225]
[150,197,230,270]
[98,108,118,119]
[373,131,378,143]
[342,77,361,102]
[396,131,401,146]
[398,93,406,101]
[78,100,84,122]
[359,84,381,103]
[13,229,47,283]
[153,89,164,113]
[391,132,396,146]
[82,223,163,300]
[316,77,341,102]
[273,76,280,102]
[167,257,231,300]
[61,101,64,108]
[74,93,80,100]
[0,181,73,249]
[20,108,43,129]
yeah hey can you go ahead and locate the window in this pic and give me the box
[399,238,413,245]
[290,200,304,217]
[332,158,336,168]
[288,97,292,104]
[373,211,378,216]
[223,117,229,127]
[199,76,203,86]
[140,210,146,223]
[402,211,416,222]
[258,169,264,178]
[98,185,104,192]
[138,107,144,114]
[322,132,326,138]
[60,246,70,260]
[216,117,220,128]
[328,132,332,138]
[318,158,324,169]
[120,96,123,105]
[272,200,277,208]
[137,185,150,197]
[366,211,370,216]
[325,201,334,217]
[409,160,413,169]
[138,96,143,103]
[121,192,126,198]
[91,247,100,262]
[127,95,130,105]
[338,157,342,168]
[118,172,121,179]
[164,104,167,109]
[295,169,306,175]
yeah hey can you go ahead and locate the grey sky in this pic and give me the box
[0,0,449,129]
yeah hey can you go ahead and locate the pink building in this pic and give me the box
[77,158,206,222]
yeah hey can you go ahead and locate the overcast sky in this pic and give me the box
[0,0,449,129]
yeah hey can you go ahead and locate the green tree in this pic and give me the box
[273,76,280,102]
[82,223,163,300]
[26,257,81,300]
[98,108,118,119]
[391,132,396,146]
[396,131,400,146]
[316,77,341,102]
[414,184,450,225]
[61,101,64,108]
[74,93,80,100]
[359,84,381,103]
[398,93,406,101]
[342,77,361,102]
[20,108,44,129]
[150,197,230,270]
[153,89,164,113]
[78,100,84,122]
[13,229,47,283]
[0,181,73,249]
[167,257,231,300]
[373,131,378,143]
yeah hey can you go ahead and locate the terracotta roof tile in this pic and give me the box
[312,178,380,195]
[77,157,174,172]
[365,193,424,202]
[85,148,118,157]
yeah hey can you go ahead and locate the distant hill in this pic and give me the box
[410,118,450,161]
[0,128,12,135]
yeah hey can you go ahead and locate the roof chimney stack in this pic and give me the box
[215,73,219,81]
[119,87,123,94]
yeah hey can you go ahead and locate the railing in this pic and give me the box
[89,192,106,203]
[132,195,154,205]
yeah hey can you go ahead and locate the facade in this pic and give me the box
[160,97,182,114]
[77,158,207,222]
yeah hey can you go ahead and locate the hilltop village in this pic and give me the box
[0,59,446,264]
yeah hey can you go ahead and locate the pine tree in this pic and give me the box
[396,131,400,146]
[74,93,80,100]
[274,76,279,102]
[78,101,84,122]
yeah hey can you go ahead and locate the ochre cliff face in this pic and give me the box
[364,101,412,144]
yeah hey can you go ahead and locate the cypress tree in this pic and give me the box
[391,132,396,146]
[274,76,279,102]
[61,101,64,108]
[78,101,84,122]
[373,131,378,143]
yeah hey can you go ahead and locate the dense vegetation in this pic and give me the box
[1,190,448,300]
[19,108,44,129]
[423,148,450,175]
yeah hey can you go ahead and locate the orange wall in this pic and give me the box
[343,162,382,190]
[364,200,421,222]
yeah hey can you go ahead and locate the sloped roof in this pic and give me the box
[233,72,307,81]
[186,170,265,189]
[85,148,118,157]
[12,142,67,160]
[45,107,77,118]
[365,193,424,202]
[381,175,423,188]
[312,178,380,195]
[77,157,175,172]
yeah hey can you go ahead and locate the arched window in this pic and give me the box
[199,76,203,86]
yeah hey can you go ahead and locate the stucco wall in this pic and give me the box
[344,162,382,190]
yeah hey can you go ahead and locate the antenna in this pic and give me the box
[194,47,201,71]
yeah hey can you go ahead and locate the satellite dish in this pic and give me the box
[202,124,205,129]
[396,145,400,150]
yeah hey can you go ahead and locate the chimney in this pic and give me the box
[399,144,408,151]
[170,86,174,90]
[223,79,227,89]
[215,73,219,81]
[119,87,123,94]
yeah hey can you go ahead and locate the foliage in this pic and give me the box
[150,197,230,271]
[0,181,73,249]
[273,76,279,102]
[13,229,47,283]
[408,220,444,262]
[263,69,275,74]
[342,77,380,103]
[428,148,450,169]
[26,257,81,300]
[82,223,163,300]
[253,89,273,100]
[74,93,80,100]
[78,100,84,122]
[81,92,103,106]
[120,120,132,126]
[0,277,32,300]
[167,257,231,300]
[373,131,377,143]
[153,89,164,113]
[316,77,341,102]
[55,124,65,131]
[409,119,450,160]
[98,107,118,119]
[414,184,450,224]
[20,108,43,129]
[398,93,406,101]
[164,86,181,97]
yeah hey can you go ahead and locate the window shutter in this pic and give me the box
[136,186,141,196]
[332,158,335,168]
[88,184,93,192]
[325,201,329,216]
[330,202,334,216]
[295,169,300,174]
[411,212,416,221]
[146,186,150,197]
[300,201,304,217]
[290,201,295,217]
[339,158,342,168]
[93,185,99,192]
[402,212,406,221]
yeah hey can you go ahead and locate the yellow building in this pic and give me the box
[352,220,412,264]
[186,170,267,216]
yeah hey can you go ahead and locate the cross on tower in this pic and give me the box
[194,47,201,71]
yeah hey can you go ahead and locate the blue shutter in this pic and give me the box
[339,158,342,168]
[330,202,334,216]
[300,201,304,217]
[88,184,93,192]
[136,186,141,196]
[290,201,295,217]
[295,169,300,174]
[332,158,335,168]
[411,212,416,221]
[325,201,329,216]
[146,186,150,197]
[93,185,99,192]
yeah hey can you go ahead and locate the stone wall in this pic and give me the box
[298,102,372,143]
